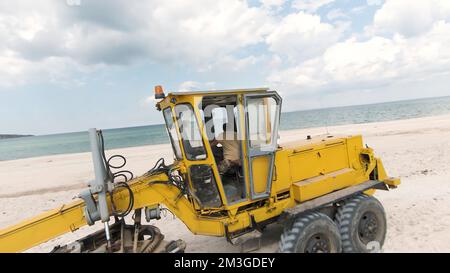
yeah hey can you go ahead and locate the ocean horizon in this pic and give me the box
[1,95,450,161]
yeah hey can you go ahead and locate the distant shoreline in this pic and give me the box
[1,95,450,161]
[1,112,450,163]
[0,134,34,140]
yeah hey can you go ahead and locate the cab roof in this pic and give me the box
[168,87,269,97]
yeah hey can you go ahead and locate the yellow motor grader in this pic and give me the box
[0,87,399,253]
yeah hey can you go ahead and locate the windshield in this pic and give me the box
[174,104,207,161]
[163,107,183,160]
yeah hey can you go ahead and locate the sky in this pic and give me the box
[1,0,450,135]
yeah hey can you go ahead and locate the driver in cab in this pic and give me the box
[210,123,241,174]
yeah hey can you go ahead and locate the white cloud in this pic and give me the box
[260,0,285,8]
[350,5,367,15]
[267,0,450,104]
[178,81,216,92]
[373,0,450,37]
[0,0,273,87]
[292,0,334,12]
[367,0,383,6]
[0,48,91,88]
[327,9,348,21]
[139,0,272,64]
[142,95,159,107]
[266,12,342,62]
[2,0,450,112]
[0,50,29,87]
[268,20,450,95]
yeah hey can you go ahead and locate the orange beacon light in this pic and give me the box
[155,85,165,99]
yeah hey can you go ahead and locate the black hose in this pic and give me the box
[146,158,170,175]
[98,130,134,218]
[111,182,134,218]
[147,159,187,200]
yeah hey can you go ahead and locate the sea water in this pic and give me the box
[1,96,450,161]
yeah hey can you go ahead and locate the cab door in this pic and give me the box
[243,92,282,200]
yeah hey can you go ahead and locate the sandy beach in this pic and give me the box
[1,113,450,253]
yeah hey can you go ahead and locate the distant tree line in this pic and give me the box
[0,134,33,139]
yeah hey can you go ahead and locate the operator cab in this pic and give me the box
[201,95,244,203]
[157,87,281,211]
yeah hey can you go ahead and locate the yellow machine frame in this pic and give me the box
[0,88,400,253]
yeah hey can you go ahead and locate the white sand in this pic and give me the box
[1,114,450,252]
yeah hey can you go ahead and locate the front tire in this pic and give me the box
[335,194,387,253]
[279,212,341,253]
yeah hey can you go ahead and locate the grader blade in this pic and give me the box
[51,221,186,253]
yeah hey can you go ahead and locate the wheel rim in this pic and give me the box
[358,211,379,244]
[304,233,330,253]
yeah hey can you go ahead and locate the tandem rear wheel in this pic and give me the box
[278,194,386,253]
[278,212,341,253]
[335,194,387,253]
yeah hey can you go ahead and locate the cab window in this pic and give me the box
[163,107,183,160]
[174,104,207,161]
[247,96,278,149]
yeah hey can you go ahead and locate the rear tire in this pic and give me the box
[279,212,341,253]
[335,194,387,253]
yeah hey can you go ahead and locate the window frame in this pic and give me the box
[243,92,282,200]
[246,96,279,151]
